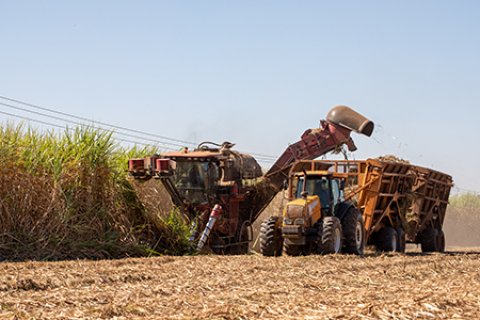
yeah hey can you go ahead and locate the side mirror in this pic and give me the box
[301,191,309,198]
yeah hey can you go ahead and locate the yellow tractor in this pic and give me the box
[260,159,453,256]
[260,165,364,256]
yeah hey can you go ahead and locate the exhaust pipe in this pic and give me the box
[326,105,374,137]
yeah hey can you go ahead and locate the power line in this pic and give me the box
[0,95,278,161]
[0,110,280,163]
[0,95,197,146]
[241,150,277,160]
[0,109,65,130]
[0,101,189,149]
[0,110,177,151]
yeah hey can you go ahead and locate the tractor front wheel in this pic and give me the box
[259,217,283,257]
[319,217,343,254]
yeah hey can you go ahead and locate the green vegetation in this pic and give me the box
[449,192,480,210]
[0,124,193,261]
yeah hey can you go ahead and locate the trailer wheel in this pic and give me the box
[259,217,283,257]
[320,216,343,254]
[437,229,446,253]
[342,208,365,255]
[420,227,438,253]
[396,227,406,253]
[375,227,398,252]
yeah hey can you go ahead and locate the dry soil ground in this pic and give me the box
[0,248,479,320]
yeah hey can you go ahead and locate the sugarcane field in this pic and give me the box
[2,1,480,319]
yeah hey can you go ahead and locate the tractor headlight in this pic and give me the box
[294,218,305,225]
[283,218,293,225]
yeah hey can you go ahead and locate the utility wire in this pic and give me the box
[0,110,279,163]
[0,95,197,146]
[0,95,277,161]
[0,101,190,149]
[0,109,177,151]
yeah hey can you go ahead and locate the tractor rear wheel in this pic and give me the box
[420,227,439,253]
[319,216,343,254]
[259,217,283,257]
[375,227,398,252]
[342,208,365,255]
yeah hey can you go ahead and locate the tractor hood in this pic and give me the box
[284,195,321,224]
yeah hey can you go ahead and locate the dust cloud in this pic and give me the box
[444,206,480,247]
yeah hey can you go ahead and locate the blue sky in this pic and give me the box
[1,1,479,192]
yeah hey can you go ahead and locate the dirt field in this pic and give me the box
[1,249,479,319]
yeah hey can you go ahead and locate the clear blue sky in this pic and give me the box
[1,1,479,193]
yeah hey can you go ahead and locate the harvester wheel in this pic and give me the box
[259,217,283,257]
[375,227,398,252]
[284,243,303,256]
[420,227,438,253]
[320,216,343,254]
[395,227,406,253]
[342,208,365,255]
[228,221,251,255]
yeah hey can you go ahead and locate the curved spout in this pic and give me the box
[326,105,374,137]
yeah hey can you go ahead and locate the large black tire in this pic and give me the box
[420,227,439,253]
[437,229,446,253]
[341,208,365,255]
[284,242,303,256]
[319,216,343,254]
[375,227,398,252]
[396,227,406,253]
[259,217,283,257]
[227,221,251,255]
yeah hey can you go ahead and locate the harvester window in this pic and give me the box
[174,161,218,204]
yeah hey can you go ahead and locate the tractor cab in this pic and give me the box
[293,173,344,215]
[282,170,346,235]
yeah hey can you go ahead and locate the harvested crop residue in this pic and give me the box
[1,251,479,319]
[376,154,411,164]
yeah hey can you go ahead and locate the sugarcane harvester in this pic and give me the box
[127,106,374,254]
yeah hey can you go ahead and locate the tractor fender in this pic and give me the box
[334,201,357,221]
